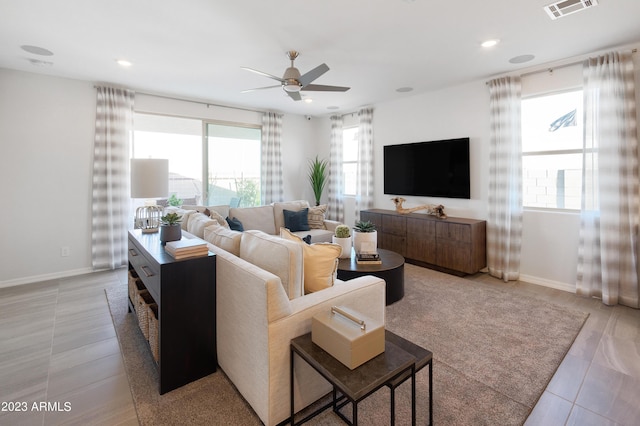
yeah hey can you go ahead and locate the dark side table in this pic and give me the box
[290,330,433,425]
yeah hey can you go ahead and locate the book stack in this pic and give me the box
[165,238,209,260]
[356,252,382,265]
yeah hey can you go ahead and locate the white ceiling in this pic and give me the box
[1,0,639,116]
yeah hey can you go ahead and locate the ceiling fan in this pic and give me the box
[241,50,350,101]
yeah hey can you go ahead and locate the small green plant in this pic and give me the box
[167,194,183,207]
[335,224,351,238]
[308,156,328,206]
[354,220,376,233]
[160,212,182,226]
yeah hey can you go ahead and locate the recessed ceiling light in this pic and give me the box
[21,45,54,56]
[396,87,413,93]
[509,54,535,64]
[304,98,313,104]
[481,39,500,48]
[116,59,132,67]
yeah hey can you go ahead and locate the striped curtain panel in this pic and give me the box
[327,115,344,222]
[91,86,134,270]
[355,107,374,221]
[261,112,284,204]
[487,77,523,282]
[577,51,639,308]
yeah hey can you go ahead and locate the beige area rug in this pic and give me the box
[105,264,588,425]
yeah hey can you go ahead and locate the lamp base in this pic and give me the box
[135,205,163,233]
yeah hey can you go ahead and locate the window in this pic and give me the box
[206,123,261,207]
[133,113,261,208]
[521,90,583,209]
[132,114,203,206]
[342,126,358,195]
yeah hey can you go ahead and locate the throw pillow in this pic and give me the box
[283,208,310,232]
[307,204,327,229]
[226,216,244,231]
[280,227,341,293]
[208,210,230,229]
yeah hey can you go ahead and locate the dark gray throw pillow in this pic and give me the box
[283,208,310,232]
[225,216,244,231]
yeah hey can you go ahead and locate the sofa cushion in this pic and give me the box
[226,216,244,231]
[273,200,309,232]
[187,212,218,238]
[206,209,230,228]
[292,228,334,244]
[280,228,341,294]
[283,208,310,232]
[182,204,230,218]
[229,205,276,235]
[240,230,304,299]
[307,204,328,230]
[204,224,242,256]
[163,207,197,231]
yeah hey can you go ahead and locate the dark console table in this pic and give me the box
[360,209,486,275]
[128,229,217,394]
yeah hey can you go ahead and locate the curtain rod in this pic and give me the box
[486,47,637,84]
[93,85,267,114]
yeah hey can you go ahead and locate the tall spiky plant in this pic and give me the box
[308,156,328,206]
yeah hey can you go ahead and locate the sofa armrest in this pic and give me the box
[323,219,341,233]
[265,275,385,425]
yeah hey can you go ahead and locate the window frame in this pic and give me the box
[342,125,359,196]
[521,88,585,212]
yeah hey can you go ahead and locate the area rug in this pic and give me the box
[105,264,588,425]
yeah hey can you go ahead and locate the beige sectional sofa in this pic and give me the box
[176,200,339,243]
[208,232,385,425]
[170,201,386,426]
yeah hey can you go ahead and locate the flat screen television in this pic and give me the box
[384,137,470,199]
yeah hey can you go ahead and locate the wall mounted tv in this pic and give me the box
[384,137,470,199]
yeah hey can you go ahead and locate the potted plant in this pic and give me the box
[353,220,378,254]
[167,193,183,207]
[307,156,328,206]
[332,224,352,259]
[159,212,182,244]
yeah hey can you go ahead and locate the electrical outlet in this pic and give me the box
[61,246,70,257]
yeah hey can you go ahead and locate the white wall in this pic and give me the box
[369,80,582,289]
[0,70,320,286]
[1,69,96,285]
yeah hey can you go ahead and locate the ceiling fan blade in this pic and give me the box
[241,85,281,93]
[287,91,302,101]
[241,67,284,83]
[301,84,350,92]
[298,63,329,87]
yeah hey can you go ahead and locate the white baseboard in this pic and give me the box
[519,274,576,293]
[0,267,95,289]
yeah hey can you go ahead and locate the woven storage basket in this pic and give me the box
[136,290,155,340]
[128,275,145,305]
[148,303,159,364]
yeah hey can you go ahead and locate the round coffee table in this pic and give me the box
[337,248,405,305]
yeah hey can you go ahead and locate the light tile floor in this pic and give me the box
[0,271,137,426]
[1,269,638,425]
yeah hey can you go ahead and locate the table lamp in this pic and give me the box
[131,158,169,233]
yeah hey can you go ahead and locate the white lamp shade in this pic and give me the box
[130,158,169,198]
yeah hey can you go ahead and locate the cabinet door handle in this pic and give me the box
[141,265,154,277]
[129,249,138,257]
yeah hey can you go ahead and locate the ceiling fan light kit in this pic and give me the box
[242,50,350,101]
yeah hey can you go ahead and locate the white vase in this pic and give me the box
[332,236,352,259]
[353,230,377,254]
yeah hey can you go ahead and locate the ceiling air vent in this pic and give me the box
[544,0,598,20]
